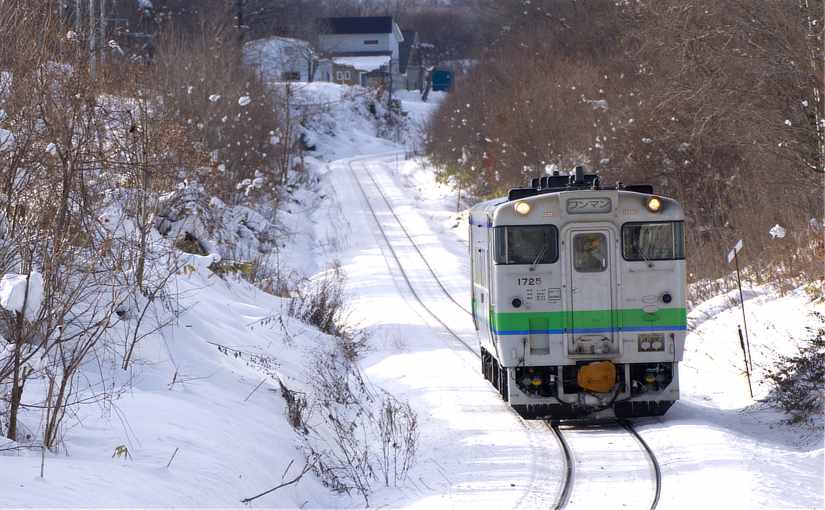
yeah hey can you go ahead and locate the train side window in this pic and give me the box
[494,225,558,265]
[622,221,685,261]
[573,233,607,272]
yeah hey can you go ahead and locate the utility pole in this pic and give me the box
[89,0,96,79]
[388,57,393,108]
[99,0,106,66]
[236,0,245,48]
[75,0,81,34]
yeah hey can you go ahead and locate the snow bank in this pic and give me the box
[332,55,390,72]
[295,82,402,162]
[0,272,43,320]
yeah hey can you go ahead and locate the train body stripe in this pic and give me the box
[494,326,687,335]
[489,308,687,336]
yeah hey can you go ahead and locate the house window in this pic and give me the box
[363,40,379,45]
[281,71,300,81]
[335,71,352,81]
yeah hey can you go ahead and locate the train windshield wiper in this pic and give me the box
[530,244,548,270]
[639,245,650,262]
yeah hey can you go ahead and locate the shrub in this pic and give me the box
[278,379,309,435]
[302,351,418,504]
[278,265,417,504]
[287,263,368,361]
[764,312,825,427]
[377,394,418,488]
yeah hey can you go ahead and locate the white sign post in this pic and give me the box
[727,239,753,397]
[726,239,743,265]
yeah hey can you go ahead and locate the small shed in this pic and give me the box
[332,63,360,86]
[331,54,391,87]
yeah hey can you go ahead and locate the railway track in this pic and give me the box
[349,157,559,508]
[547,422,575,509]
[547,420,662,510]
[347,158,477,355]
[621,420,662,510]
[360,160,472,316]
[347,156,662,510]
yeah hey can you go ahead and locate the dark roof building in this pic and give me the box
[319,16,394,34]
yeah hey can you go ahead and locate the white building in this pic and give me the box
[318,17,406,89]
[243,36,315,82]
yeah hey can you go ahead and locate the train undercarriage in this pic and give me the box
[481,347,676,420]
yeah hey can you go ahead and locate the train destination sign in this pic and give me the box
[566,197,612,214]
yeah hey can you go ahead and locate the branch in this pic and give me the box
[240,459,315,504]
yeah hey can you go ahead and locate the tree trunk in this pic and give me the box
[6,272,33,440]
[6,339,22,440]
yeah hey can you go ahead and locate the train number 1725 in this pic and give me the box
[516,277,542,286]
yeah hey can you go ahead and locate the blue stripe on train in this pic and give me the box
[494,325,687,335]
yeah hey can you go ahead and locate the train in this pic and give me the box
[469,167,686,420]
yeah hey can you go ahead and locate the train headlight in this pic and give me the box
[638,333,665,352]
[645,196,662,213]
[514,201,531,216]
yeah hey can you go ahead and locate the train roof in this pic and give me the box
[506,166,654,201]
[468,166,682,224]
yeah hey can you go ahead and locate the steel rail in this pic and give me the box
[347,160,479,357]
[350,156,579,510]
[546,422,575,510]
[620,420,662,510]
[354,157,663,510]
[360,161,473,316]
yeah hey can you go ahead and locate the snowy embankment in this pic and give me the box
[0,83,440,507]
[1,268,340,507]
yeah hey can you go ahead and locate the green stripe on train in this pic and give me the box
[491,307,687,331]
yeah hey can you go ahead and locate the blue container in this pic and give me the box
[432,69,453,92]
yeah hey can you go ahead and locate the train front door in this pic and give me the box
[567,228,616,355]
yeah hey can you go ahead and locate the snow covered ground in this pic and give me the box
[1,83,822,509]
[330,150,824,509]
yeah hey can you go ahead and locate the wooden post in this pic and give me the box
[738,325,753,398]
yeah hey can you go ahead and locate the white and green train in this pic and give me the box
[469,167,686,420]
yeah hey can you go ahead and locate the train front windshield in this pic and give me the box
[622,221,685,260]
[494,225,559,265]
